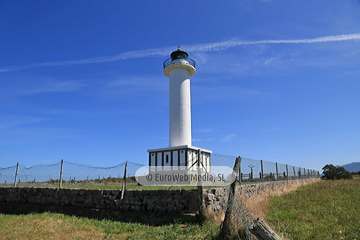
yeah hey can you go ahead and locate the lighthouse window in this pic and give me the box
[166,155,169,163]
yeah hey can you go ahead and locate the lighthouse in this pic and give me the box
[147,48,211,172]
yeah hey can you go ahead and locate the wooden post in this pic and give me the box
[121,162,128,199]
[14,162,19,187]
[59,159,64,189]
[250,218,282,240]
[275,162,279,180]
[286,164,289,179]
[220,156,241,238]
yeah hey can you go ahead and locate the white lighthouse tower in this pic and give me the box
[147,48,211,172]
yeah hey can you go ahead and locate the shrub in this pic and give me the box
[321,164,352,180]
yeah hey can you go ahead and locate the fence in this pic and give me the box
[211,153,319,183]
[0,153,319,189]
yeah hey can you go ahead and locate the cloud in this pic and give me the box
[221,134,237,142]
[259,127,281,132]
[0,116,48,129]
[0,80,86,101]
[193,85,273,101]
[197,128,213,133]
[1,33,360,72]
[17,80,86,95]
[102,76,166,96]
[192,138,214,142]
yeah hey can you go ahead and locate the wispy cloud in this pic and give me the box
[0,116,48,129]
[259,127,281,133]
[196,128,213,133]
[102,76,166,96]
[192,138,215,142]
[0,80,86,100]
[17,80,86,95]
[193,85,273,101]
[221,134,237,142]
[1,33,359,72]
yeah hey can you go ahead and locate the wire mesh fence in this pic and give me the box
[0,153,319,189]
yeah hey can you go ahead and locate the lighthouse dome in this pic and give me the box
[170,48,189,61]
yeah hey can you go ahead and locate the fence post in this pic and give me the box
[14,162,19,187]
[261,160,264,182]
[286,164,289,179]
[59,159,64,188]
[293,166,296,179]
[238,156,242,185]
[121,162,128,199]
[220,156,241,237]
[275,162,279,180]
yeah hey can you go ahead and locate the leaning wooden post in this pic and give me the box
[250,218,282,240]
[220,156,241,238]
[121,162,128,199]
[59,159,64,189]
[14,162,19,187]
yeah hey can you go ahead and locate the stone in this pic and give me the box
[167,205,175,212]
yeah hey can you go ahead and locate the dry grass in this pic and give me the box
[242,179,320,220]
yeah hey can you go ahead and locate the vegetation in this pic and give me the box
[0,212,219,240]
[266,177,360,239]
[321,164,352,180]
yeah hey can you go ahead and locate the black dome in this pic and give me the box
[170,49,189,61]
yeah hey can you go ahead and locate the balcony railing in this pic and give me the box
[163,58,196,69]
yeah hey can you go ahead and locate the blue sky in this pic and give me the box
[0,0,359,171]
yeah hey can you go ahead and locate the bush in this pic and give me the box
[321,164,352,180]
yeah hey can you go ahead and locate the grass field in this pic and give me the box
[0,212,219,240]
[266,177,360,240]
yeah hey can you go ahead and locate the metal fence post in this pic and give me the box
[59,159,64,188]
[293,166,296,179]
[275,162,279,180]
[238,156,242,185]
[14,162,19,187]
[260,160,264,182]
[286,164,289,179]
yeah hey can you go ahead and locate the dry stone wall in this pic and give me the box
[203,178,316,213]
[0,187,199,213]
[0,178,317,220]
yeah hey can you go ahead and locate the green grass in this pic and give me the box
[0,212,220,240]
[266,178,360,240]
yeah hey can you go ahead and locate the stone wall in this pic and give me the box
[0,178,317,223]
[0,187,199,214]
[203,178,317,213]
